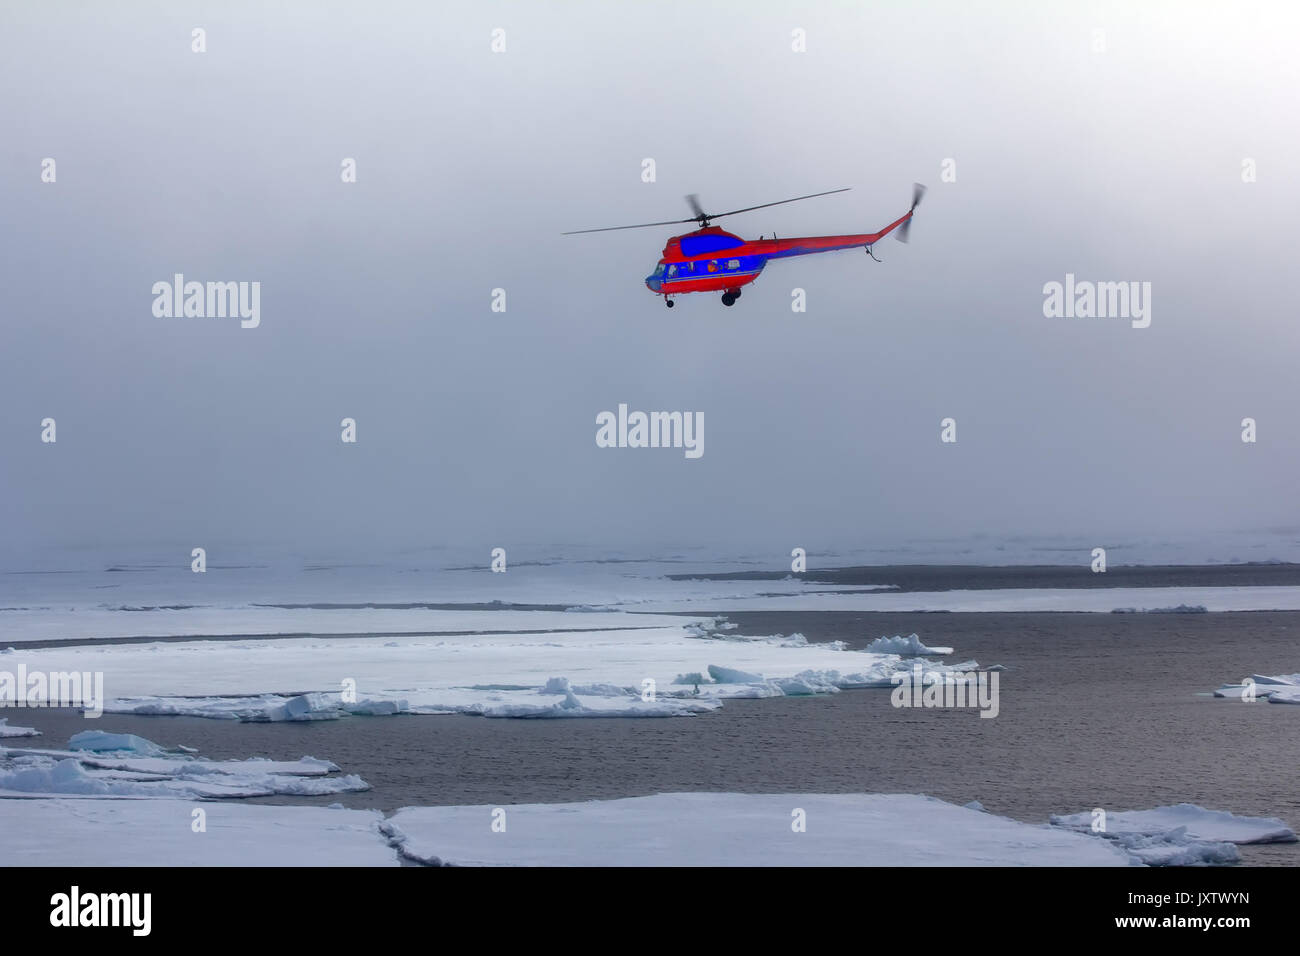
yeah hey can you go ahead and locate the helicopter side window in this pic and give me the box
[727,259,740,270]
[668,264,678,277]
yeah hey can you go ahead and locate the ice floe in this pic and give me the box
[863,633,953,655]
[1051,804,1296,854]
[0,717,39,738]
[380,792,1132,866]
[0,732,368,799]
[0,606,714,645]
[1103,829,1241,867]
[10,621,973,720]
[69,730,164,754]
[3,799,396,866]
[1212,672,1300,703]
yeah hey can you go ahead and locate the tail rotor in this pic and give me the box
[896,182,926,243]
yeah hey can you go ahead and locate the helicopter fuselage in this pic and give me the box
[644,213,912,301]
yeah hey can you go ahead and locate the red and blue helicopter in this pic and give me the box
[564,184,924,307]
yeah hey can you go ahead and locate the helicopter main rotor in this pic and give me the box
[561,187,852,235]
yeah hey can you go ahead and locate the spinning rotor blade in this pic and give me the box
[562,187,852,235]
[561,216,699,236]
[704,187,852,221]
[896,182,926,243]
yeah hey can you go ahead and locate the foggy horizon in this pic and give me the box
[3,1,1297,560]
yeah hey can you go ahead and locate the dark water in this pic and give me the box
[671,562,1300,591]
[15,610,1300,865]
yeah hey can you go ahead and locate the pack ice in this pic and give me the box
[13,620,987,721]
[1050,804,1296,865]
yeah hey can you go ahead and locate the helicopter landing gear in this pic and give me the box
[721,289,741,307]
[665,298,675,308]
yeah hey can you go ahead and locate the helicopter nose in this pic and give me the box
[645,276,662,292]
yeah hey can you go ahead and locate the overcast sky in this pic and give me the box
[2,0,1297,562]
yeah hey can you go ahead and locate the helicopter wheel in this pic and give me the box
[665,298,674,308]
[721,293,735,307]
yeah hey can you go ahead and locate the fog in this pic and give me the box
[2,0,1296,563]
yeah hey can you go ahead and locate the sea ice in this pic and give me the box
[707,664,764,683]
[381,792,1132,867]
[863,634,954,655]
[1051,803,1296,845]
[1107,828,1241,867]
[1212,672,1300,702]
[0,718,39,738]
[8,622,950,721]
[0,734,368,799]
[68,730,165,755]
[2,799,396,866]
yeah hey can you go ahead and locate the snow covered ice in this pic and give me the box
[7,619,980,721]
[3,547,1298,867]
[1212,672,1300,703]
[0,718,39,738]
[8,548,1300,649]
[1050,804,1296,866]
[4,799,396,866]
[381,793,1133,867]
[863,633,953,655]
[0,732,368,800]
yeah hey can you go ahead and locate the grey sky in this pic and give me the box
[2,1,1297,561]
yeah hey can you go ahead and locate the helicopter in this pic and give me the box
[563,184,924,307]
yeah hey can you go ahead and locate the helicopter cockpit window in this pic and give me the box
[653,263,666,278]
[668,264,678,277]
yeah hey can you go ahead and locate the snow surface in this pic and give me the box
[0,606,711,645]
[11,622,957,720]
[0,556,888,645]
[1051,804,1296,845]
[2,799,396,866]
[3,749,1278,866]
[381,792,1132,866]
